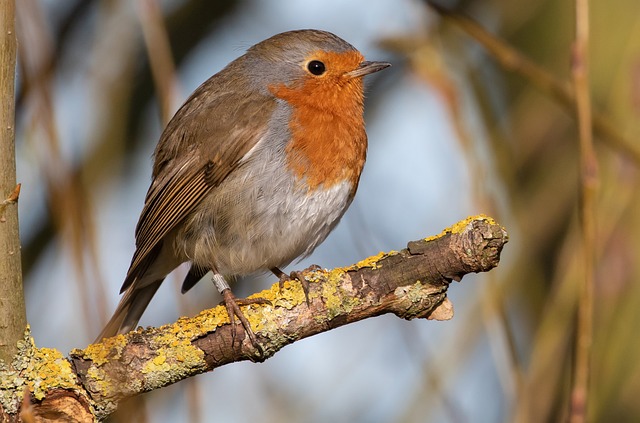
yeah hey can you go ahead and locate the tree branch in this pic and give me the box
[0,215,508,422]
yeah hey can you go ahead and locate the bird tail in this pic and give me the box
[94,279,163,343]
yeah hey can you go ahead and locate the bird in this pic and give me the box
[96,29,390,347]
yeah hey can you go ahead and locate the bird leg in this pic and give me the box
[270,265,321,305]
[270,267,289,292]
[211,273,270,353]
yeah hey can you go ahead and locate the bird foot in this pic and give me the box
[220,289,271,355]
[271,265,321,305]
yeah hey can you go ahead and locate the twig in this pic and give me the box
[425,1,640,165]
[0,183,20,217]
[137,0,180,124]
[570,0,596,421]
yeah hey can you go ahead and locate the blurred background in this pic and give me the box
[12,0,640,421]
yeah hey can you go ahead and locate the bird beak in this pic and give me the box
[345,61,391,78]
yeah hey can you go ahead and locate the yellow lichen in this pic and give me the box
[340,250,397,272]
[143,352,172,374]
[85,365,112,395]
[263,276,309,309]
[0,330,82,407]
[76,334,127,366]
[424,214,496,242]
[319,268,360,320]
[142,327,207,376]
[26,347,77,400]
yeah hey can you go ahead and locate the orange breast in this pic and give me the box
[269,51,368,192]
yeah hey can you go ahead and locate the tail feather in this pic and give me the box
[181,264,209,294]
[95,279,163,343]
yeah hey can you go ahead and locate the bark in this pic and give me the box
[0,215,508,422]
[0,0,27,365]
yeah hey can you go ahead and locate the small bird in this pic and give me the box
[97,29,390,346]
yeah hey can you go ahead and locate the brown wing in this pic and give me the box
[120,81,277,293]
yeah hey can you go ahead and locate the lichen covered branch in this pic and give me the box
[0,215,508,421]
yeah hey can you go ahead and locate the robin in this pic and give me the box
[96,29,390,347]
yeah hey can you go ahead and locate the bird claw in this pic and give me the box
[272,265,321,305]
[220,289,270,355]
[288,270,311,305]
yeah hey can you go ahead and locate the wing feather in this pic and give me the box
[120,79,277,292]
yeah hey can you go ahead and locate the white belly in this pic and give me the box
[176,169,354,276]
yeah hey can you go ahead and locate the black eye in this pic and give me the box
[307,60,326,76]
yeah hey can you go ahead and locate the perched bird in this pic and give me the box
[97,29,390,346]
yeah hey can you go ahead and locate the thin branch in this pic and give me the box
[137,0,181,124]
[0,216,508,422]
[0,183,20,214]
[0,0,27,364]
[570,0,596,421]
[425,1,640,165]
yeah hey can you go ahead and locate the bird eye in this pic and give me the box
[307,60,326,76]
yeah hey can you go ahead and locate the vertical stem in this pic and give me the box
[138,0,180,124]
[0,0,27,364]
[570,0,597,422]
